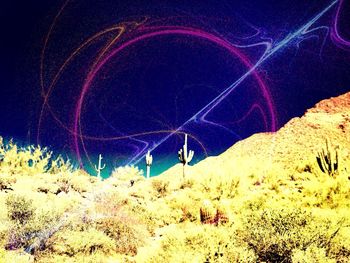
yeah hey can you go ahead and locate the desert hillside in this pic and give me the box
[0,92,350,262]
[162,92,350,182]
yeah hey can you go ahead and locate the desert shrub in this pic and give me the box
[53,174,73,193]
[236,207,342,263]
[124,201,159,233]
[0,138,74,177]
[300,172,350,208]
[47,156,74,174]
[0,173,16,190]
[86,190,151,254]
[34,253,115,263]
[49,171,97,195]
[292,244,335,263]
[179,178,194,189]
[36,180,60,194]
[95,216,149,256]
[0,248,34,263]
[4,194,64,251]
[199,174,240,201]
[69,174,94,194]
[327,226,350,262]
[0,143,50,175]
[152,179,169,197]
[48,228,115,256]
[137,223,256,263]
[92,191,125,216]
[166,190,200,223]
[110,165,143,182]
[142,198,183,227]
[6,194,35,225]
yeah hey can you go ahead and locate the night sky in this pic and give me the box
[1,0,350,176]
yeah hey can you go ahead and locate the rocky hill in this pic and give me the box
[161,91,350,181]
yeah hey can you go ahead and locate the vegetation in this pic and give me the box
[0,136,349,262]
[316,140,339,177]
[178,134,194,179]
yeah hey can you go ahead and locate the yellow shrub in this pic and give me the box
[137,223,256,263]
[0,248,34,263]
[48,228,115,256]
[151,179,169,197]
[95,216,149,256]
[0,173,16,190]
[236,206,343,262]
[6,194,34,225]
[292,244,336,263]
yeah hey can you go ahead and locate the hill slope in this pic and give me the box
[161,91,350,181]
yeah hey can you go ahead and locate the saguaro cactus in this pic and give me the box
[316,140,339,177]
[145,150,153,179]
[94,154,106,180]
[178,134,194,179]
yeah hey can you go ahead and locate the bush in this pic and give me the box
[152,179,169,197]
[327,226,350,262]
[95,216,149,255]
[292,244,335,263]
[110,166,143,181]
[199,175,240,201]
[0,174,16,190]
[48,228,115,256]
[4,194,64,252]
[236,207,342,262]
[0,248,34,263]
[6,194,34,225]
[300,172,350,208]
[0,138,74,176]
[137,223,256,263]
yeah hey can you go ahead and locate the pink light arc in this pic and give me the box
[73,27,277,166]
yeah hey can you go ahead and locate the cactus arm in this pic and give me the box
[334,149,338,171]
[316,155,325,173]
[101,163,106,170]
[178,149,184,163]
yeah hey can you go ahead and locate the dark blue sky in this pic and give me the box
[0,0,349,174]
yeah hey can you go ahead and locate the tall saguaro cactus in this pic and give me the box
[178,134,194,179]
[145,150,153,179]
[94,154,106,180]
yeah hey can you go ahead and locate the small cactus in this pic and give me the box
[200,200,215,224]
[178,134,194,179]
[200,200,230,225]
[145,150,153,179]
[213,206,229,226]
[94,154,106,180]
[316,140,339,177]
